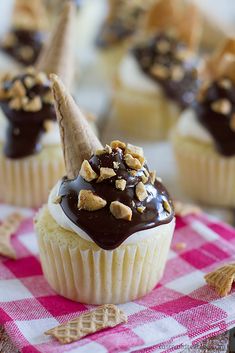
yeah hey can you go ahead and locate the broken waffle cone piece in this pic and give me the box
[45,304,127,344]
[36,1,75,88]
[12,0,48,31]
[50,74,103,179]
[204,263,235,297]
[0,213,24,259]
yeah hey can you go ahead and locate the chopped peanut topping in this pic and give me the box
[24,96,42,112]
[141,174,148,184]
[136,182,148,201]
[43,120,54,132]
[9,97,22,110]
[151,64,169,79]
[78,190,107,211]
[111,140,126,149]
[171,65,184,82]
[150,171,156,184]
[124,154,142,170]
[97,167,116,183]
[137,206,146,213]
[218,78,232,90]
[11,80,26,97]
[163,200,171,213]
[96,145,112,155]
[43,91,54,104]
[80,160,98,182]
[115,179,126,191]
[211,99,231,115]
[113,161,120,169]
[24,76,35,89]
[36,72,48,85]
[110,201,132,221]
[53,195,62,204]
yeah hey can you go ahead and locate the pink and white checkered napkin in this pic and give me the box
[0,204,235,353]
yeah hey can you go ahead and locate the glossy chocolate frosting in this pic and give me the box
[0,69,56,159]
[195,78,235,156]
[58,145,174,250]
[133,32,199,109]
[1,29,45,66]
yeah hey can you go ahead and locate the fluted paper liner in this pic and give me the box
[45,304,127,344]
[36,2,75,88]
[143,0,201,49]
[51,74,102,179]
[205,264,235,297]
[12,0,48,32]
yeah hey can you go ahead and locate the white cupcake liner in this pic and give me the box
[37,220,174,304]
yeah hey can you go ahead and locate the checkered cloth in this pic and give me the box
[0,204,234,353]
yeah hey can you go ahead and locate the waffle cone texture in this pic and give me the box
[35,206,175,304]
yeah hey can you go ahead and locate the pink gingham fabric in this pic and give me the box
[0,204,234,353]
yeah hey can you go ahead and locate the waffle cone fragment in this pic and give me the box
[12,0,48,31]
[51,74,102,179]
[45,304,127,344]
[36,2,76,88]
[204,263,235,297]
[0,213,24,259]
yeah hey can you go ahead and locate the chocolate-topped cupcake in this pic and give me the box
[0,2,76,207]
[35,75,175,304]
[173,38,235,207]
[0,0,48,67]
[112,0,201,140]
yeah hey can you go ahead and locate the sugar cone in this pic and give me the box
[50,74,103,180]
[36,2,75,88]
[12,0,48,31]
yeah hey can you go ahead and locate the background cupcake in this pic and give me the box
[112,0,201,140]
[172,38,235,207]
[35,75,175,304]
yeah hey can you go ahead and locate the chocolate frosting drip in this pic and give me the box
[133,32,199,109]
[195,78,235,156]
[0,71,56,159]
[1,29,45,66]
[58,147,174,250]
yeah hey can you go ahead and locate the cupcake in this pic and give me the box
[0,0,48,71]
[96,0,154,79]
[0,2,76,207]
[112,0,201,140]
[35,75,175,304]
[173,38,235,207]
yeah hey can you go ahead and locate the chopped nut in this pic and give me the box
[125,143,144,165]
[111,140,126,149]
[141,174,148,184]
[211,99,231,115]
[26,67,35,75]
[110,201,132,221]
[24,96,42,112]
[174,242,186,251]
[124,154,142,170]
[24,76,35,89]
[218,78,232,90]
[105,144,112,153]
[113,161,120,169]
[163,200,171,213]
[97,167,116,182]
[78,190,107,211]
[156,39,170,54]
[36,72,48,85]
[10,80,26,97]
[79,160,98,182]
[171,65,184,81]
[230,114,235,132]
[137,206,146,213]
[150,171,156,184]
[151,64,169,79]
[136,182,148,201]
[53,195,62,204]
[18,46,34,60]
[9,97,22,110]
[43,91,54,104]
[115,179,126,191]
[43,120,54,132]
[129,170,137,176]
[95,149,106,155]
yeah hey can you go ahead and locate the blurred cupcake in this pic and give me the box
[96,0,154,79]
[0,2,76,207]
[35,75,175,304]
[173,38,235,207]
[0,0,48,71]
[112,0,201,140]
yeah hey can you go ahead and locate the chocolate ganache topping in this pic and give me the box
[1,29,45,66]
[195,77,235,157]
[132,32,199,109]
[56,141,174,250]
[0,67,56,159]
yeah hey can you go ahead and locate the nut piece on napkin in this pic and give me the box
[204,263,235,297]
[45,304,127,344]
[0,213,24,259]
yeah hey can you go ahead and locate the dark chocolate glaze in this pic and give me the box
[194,79,235,157]
[1,29,45,66]
[0,72,56,159]
[133,32,199,109]
[58,148,174,250]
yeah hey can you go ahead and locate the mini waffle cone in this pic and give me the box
[205,264,235,297]
[0,144,65,208]
[12,0,48,31]
[0,213,23,259]
[112,77,180,140]
[172,133,235,207]
[45,304,127,344]
[36,206,175,304]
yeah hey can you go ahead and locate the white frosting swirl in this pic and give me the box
[48,180,175,246]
